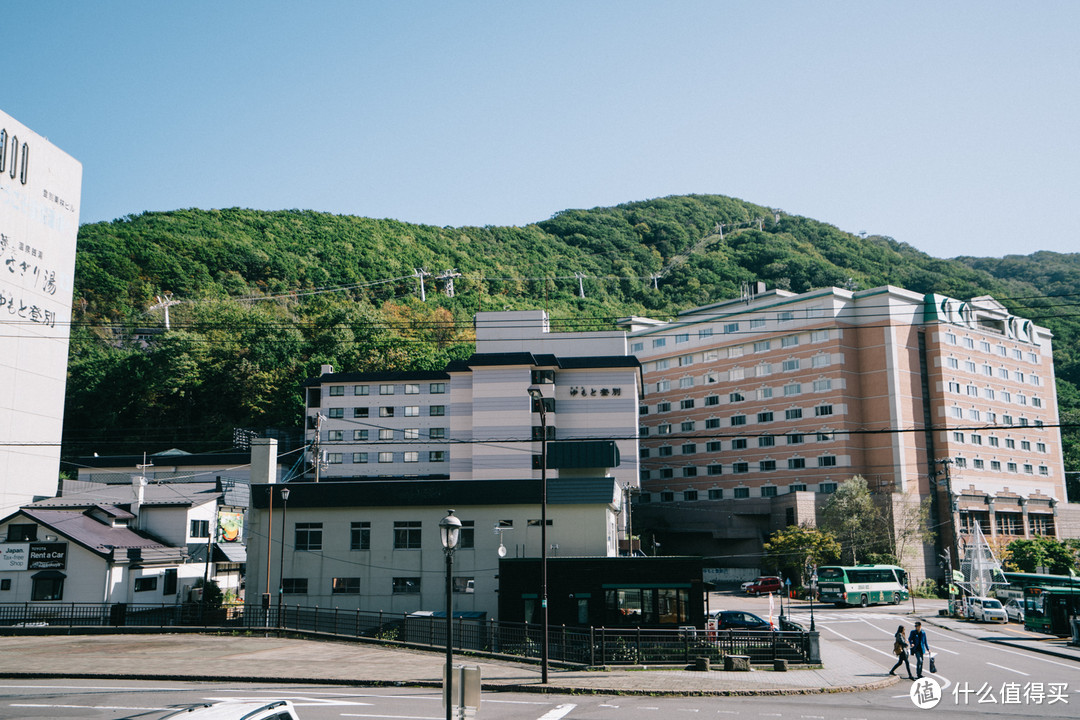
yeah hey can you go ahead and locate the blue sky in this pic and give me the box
[7,1,1078,258]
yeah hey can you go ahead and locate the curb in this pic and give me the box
[0,670,900,697]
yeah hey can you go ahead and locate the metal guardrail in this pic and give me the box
[0,602,817,666]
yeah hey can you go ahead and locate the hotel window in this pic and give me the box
[1028,352,1038,363]
[683,489,698,500]
[656,381,670,392]
[658,446,673,457]
[730,392,745,403]
[811,354,830,368]
[332,578,361,595]
[973,459,984,469]
[782,359,800,371]
[811,329,830,342]
[982,365,993,376]
[639,448,650,459]
[731,415,747,426]
[1017,394,1028,406]
[379,429,394,440]
[657,402,672,412]
[705,418,720,429]
[759,460,776,472]
[986,411,997,423]
[328,430,343,441]
[404,384,420,395]
[393,521,422,549]
[679,377,694,388]
[946,357,959,369]
[730,367,744,379]
[1005,438,1015,449]
[814,404,833,417]
[1007,462,1018,473]
[759,387,773,400]
[681,421,695,432]
[328,407,344,419]
[682,467,698,478]
[1012,349,1023,359]
[295,523,323,551]
[819,483,837,494]
[759,435,775,448]
[707,441,722,452]
[1003,414,1013,425]
[761,485,777,496]
[785,408,802,420]
[784,383,801,396]
[679,354,694,366]
[403,452,419,463]
[681,398,695,409]
[818,456,837,467]
[963,338,975,349]
[326,453,343,464]
[734,487,750,498]
[754,340,771,352]
[813,379,832,392]
[392,578,421,594]
[705,395,719,406]
[1021,440,1031,451]
[430,382,446,394]
[1032,397,1042,408]
[945,332,957,345]
[778,311,794,322]
[676,333,690,343]
[948,382,961,393]
[757,363,772,376]
[732,438,748,449]
[980,341,991,353]
[329,385,344,396]
[788,458,806,469]
[379,407,395,417]
[966,385,978,397]
[1019,417,1029,426]
[988,436,999,447]
[951,406,963,418]
[968,409,980,421]
[998,368,1009,379]
[350,522,371,550]
[1036,442,1046,453]
[708,466,723,477]
[352,452,368,464]
[639,405,649,416]
[1023,464,1034,475]
[430,451,446,462]
[281,579,308,594]
[724,323,739,334]
[997,345,1007,356]
[817,432,834,442]
[781,335,799,347]
[631,342,644,353]
[429,428,445,439]
[1039,465,1049,476]
[757,411,774,423]
[971,434,982,445]
[730,346,745,358]
[953,432,965,443]
[430,405,445,416]
[354,407,369,418]
[378,452,393,463]
[787,433,804,444]
[965,361,976,373]
[984,388,995,400]
[733,463,749,474]
[708,488,723,499]
[991,460,1001,471]
[699,328,713,339]
[660,491,674,502]
[658,424,672,435]
[355,385,370,396]
[751,318,766,329]
[405,406,420,416]
[653,338,666,348]
[380,384,395,395]
[660,469,674,479]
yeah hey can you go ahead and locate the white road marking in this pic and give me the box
[538,704,578,720]
[986,662,1030,676]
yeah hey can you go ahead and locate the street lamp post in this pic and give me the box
[439,510,462,720]
[526,385,550,685]
[277,486,290,626]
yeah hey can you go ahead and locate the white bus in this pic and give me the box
[817,565,909,607]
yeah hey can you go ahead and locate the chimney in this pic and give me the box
[131,474,148,527]
[250,438,278,484]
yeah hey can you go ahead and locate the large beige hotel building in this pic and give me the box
[626,285,1070,578]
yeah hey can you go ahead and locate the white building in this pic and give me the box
[246,476,624,618]
[301,310,641,492]
[0,109,83,514]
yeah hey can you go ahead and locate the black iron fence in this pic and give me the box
[0,602,817,666]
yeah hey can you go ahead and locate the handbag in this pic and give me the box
[929,654,937,674]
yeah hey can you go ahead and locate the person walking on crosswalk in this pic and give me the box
[888,624,914,679]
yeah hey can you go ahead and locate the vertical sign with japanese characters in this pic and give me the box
[0,109,82,514]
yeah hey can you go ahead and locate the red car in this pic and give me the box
[746,576,783,595]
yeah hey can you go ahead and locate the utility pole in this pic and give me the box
[436,269,461,298]
[310,413,325,482]
[415,269,430,301]
[574,272,586,298]
[941,549,955,615]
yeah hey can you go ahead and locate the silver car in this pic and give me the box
[1004,598,1025,623]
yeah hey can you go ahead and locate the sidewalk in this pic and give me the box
[0,632,898,697]
[919,612,1080,663]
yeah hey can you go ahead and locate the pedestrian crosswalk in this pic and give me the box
[783,610,907,624]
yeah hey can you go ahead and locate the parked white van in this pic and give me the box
[965,596,1008,623]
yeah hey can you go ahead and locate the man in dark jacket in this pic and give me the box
[909,621,930,678]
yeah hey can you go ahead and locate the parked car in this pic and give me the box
[1004,598,1025,623]
[746,576,784,595]
[708,610,772,630]
[965,596,1008,623]
[159,700,300,719]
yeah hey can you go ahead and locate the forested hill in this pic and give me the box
[65,194,1080,469]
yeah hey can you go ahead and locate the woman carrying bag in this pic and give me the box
[889,624,915,679]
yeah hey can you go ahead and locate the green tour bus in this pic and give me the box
[817,565,909,607]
